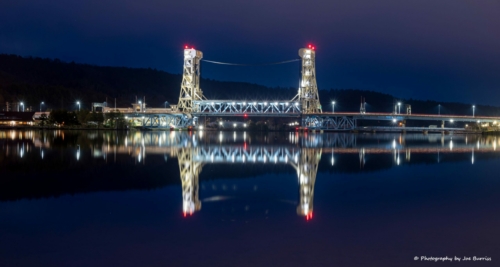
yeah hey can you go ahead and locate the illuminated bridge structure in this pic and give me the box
[126,45,322,128]
[116,46,500,130]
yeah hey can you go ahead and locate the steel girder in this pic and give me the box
[132,114,196,128]
[192,100,301,115]
[303,116,356,130]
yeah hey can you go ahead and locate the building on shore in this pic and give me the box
[0,112,36,126]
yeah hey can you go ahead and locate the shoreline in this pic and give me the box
[0,125,485,134]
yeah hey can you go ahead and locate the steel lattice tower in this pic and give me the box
[178,48,204,113]
[295,47,322,114]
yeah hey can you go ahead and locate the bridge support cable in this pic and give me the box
[201,59,300,66]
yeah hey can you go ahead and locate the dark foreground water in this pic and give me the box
[0,130,499,266]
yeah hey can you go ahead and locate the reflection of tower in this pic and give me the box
[293,148,322,219]
[359,148,365,169]
[178,148,203,216]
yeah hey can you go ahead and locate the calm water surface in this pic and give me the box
[0,130,499,266]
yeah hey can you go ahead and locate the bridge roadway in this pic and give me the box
[309,112,500,123]
[191,110,500,123]
[121,109,500,130]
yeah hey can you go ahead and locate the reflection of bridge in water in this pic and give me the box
[85,132,499,218]
[10,130,499,219]
[177,146,320,219]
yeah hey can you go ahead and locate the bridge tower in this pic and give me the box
[294,148,322,219]
[178,48,205,113]
[178,148,203,215]
[295,47,322,114]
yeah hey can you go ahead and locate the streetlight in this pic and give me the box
[164,101,168,109]
[138,100,142,112]
[76,101,80,111]
[438,104,441,115]
[20,102,24,112]
[40,102,44,112]
[472,105,475,117]
[331,101,336,113]
[397,102,401,114]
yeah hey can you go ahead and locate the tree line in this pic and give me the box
[1,54,499,116]
[40,109,126,128]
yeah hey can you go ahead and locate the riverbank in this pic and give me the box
[0,125,484,134]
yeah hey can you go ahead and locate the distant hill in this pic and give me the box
[1,54,499,116]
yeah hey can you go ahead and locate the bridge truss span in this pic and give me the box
[138,113,197,128]
[193,100,301,116]
[303,115,356,130]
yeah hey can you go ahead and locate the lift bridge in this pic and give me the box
[125,45,500,130]
[131,45,328,129]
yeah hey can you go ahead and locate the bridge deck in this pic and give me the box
[310,112,500,123]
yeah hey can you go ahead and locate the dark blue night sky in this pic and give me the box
[1,0,499,104]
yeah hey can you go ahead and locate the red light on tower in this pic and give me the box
[184,45,188,49]
[308,44,311,48]
[312,46,315,50]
